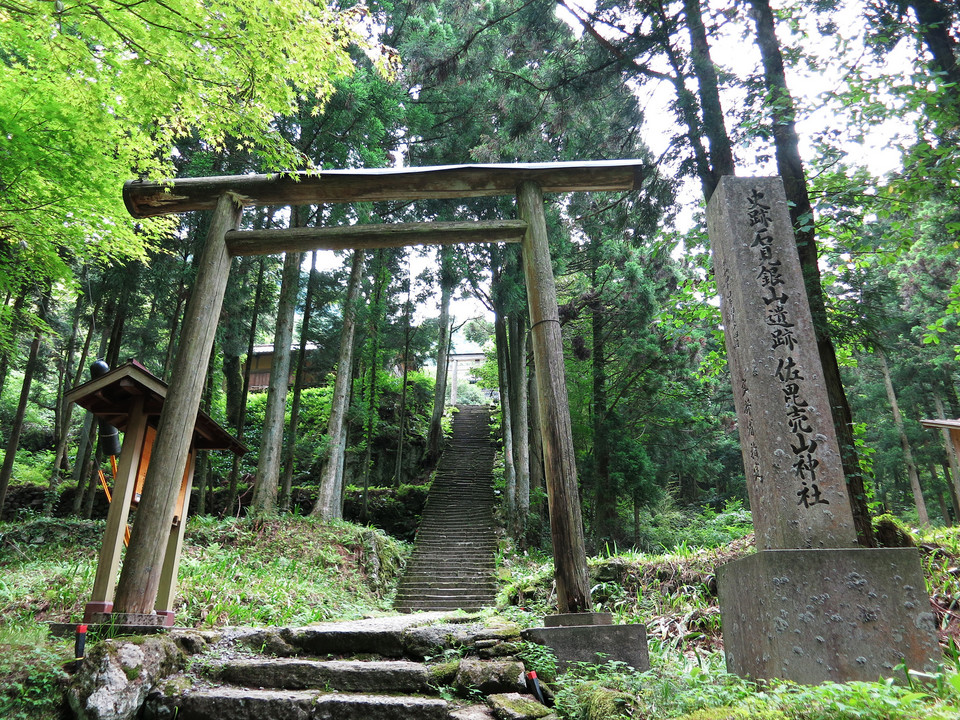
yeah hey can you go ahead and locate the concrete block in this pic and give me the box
[718,548,941,684]
[521,623,649,672]
[544,612,612,627]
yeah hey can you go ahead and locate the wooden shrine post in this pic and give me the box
[113,193,242,616]
[517,181,591,614]
[84,396,149,616]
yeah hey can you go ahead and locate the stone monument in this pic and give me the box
[708,176,940,683]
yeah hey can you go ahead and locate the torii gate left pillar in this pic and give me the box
[112,194,242,615]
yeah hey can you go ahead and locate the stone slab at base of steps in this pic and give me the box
[143,686,451,720]
[215,658,433,693]
[70,614,558,720]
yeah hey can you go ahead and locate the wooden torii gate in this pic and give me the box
[112,160,647,618]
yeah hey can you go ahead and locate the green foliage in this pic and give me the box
[628,499,754,555]
[0,0,374,317]
[517,640,559,684]
[0,623,71,720]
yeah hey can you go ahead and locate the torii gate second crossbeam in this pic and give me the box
[110,160,648,620]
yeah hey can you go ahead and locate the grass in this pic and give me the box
[0,623,72,720]
[0,515,410,628]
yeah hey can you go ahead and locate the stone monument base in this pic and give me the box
[718,548,940,684]
[522,613,648,672]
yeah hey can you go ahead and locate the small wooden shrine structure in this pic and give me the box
[107,160,647,621]
[66,360,247,626]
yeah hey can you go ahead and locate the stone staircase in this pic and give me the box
[394,405,499,613]
[137,614,554,720]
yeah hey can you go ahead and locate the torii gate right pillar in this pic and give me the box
[517,181,592,614]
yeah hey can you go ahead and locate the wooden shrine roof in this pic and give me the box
[65,361,248,454]
[921,419,960,432]
[123,160,648,218]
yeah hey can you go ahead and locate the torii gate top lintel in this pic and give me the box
[123,159,648,219]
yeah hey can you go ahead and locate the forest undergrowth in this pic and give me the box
[2,512,960,719]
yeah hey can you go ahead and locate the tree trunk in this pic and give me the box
[528,355,545,509]
[361,249,388,521]
[394,263,414,487]
[942,460,959,525]
[509,311,530,536]
[251,250,303,516]
[589,240,616,541]
[0,293,49,513]
[879,352,928,525]
[495,308,516,531]
[0,290,27,400]
[907,0,960,88]
[223,353,243,429]
[312,250,364,520]
[224,256,267,516]
[749,0,875,546]
[281,250,320,511]
[427,247,455,462]
[71,414,96,516]
[683,0,735,186]
[81,451,101,520]
[932,464,952,524]
[46,291,92,515]
[194,356,216,515]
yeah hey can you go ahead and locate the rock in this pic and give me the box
[170,630,212,655]
[478,641,520,659]
[68,635,183,720]
[472,622,521,641]
[454,659,526,695]
[402,622,478,659]
[235,627,298,656]
[487,692,552,720]
[452,703,499,720]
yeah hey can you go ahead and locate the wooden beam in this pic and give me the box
[226,219,527,256]
[112,192,242,615]
[517,180,592,614]
[123,160,647,218]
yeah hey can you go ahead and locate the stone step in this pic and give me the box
[399,576,493,586]
[212,658,433,694]
[394,406,497,616]
[401,565,495,574]
[409,543,495,549]
[408,548,496,557]
[394,595,496,605]
[144,687,451,720]
[395,604,492,613]
[399,572,494,581]
[404,564,494,572]
[398,578,495,587]
[395,589,496,600]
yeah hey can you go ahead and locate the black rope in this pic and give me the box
[528,318,561,333]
